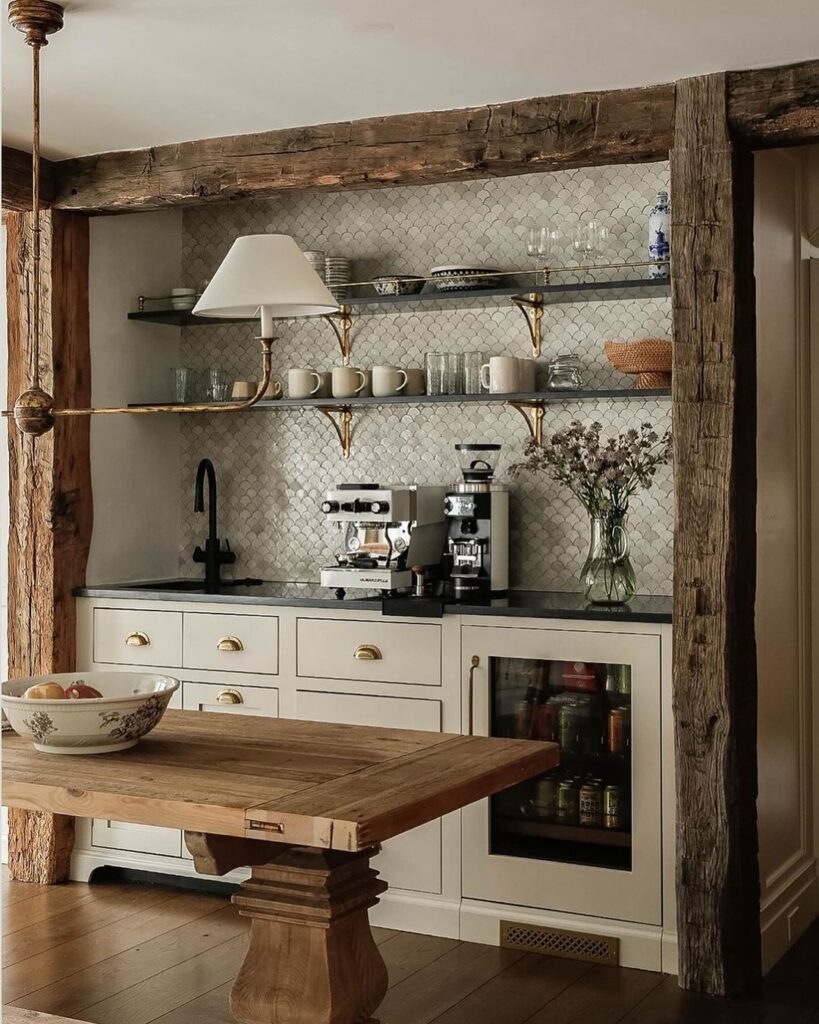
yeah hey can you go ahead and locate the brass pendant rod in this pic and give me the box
[2,337,275,420]
[30,37,42,389]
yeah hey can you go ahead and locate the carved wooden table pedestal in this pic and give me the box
[4,711,558,1024]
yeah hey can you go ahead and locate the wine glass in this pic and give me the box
[526,226,561,283]
[572,218,610,268]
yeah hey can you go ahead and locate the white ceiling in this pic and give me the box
[2,0,818,160]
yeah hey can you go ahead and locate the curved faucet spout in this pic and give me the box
[194,458,217,541]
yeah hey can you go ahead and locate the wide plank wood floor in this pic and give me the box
[3,871,819,1024]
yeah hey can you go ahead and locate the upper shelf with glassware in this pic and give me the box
[131,262,670,325]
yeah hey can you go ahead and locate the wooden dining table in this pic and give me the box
[3,710,559,1024]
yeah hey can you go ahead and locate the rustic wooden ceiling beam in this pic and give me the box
[48,84,676,212]
[2,145,56,212]
[727,59,819,146]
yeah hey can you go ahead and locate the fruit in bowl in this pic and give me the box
[2,672,180,754]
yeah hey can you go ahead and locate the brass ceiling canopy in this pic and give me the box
[3,0,276,436]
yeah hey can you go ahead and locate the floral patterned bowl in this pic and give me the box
[1,672,180,754]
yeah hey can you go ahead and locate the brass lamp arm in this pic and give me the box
[4,337,273,434]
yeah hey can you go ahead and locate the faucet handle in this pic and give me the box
[193,544,206,563]
[220,539,236,565]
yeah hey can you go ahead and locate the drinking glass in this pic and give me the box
[445,353,465,394]
[572,218,610,266]
[171,367,193,403]
[527,226,561,282]
[206,368,230,402]
[463,352,487,394]
[425,353,447,396]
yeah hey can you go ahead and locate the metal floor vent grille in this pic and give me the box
[500,920,619,965]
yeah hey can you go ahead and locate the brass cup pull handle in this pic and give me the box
[467,655,480,735]
[216,688,244,705]
[354,643,382,659]
[216,636,244,653]
[354,644,382,661]
[125,631,150,647]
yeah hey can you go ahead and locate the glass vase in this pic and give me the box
[581,512,637,605]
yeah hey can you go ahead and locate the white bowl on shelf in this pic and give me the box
[1,672,180,754]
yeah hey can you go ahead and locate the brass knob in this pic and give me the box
[216,688,243,705]
[125,631,150,647]
[216,636,244,652]
[354,644,382,661]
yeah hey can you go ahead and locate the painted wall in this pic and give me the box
[86,210,183,583]
[177,162,674,593]
[754,148,817,971]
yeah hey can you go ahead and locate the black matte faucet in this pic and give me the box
[193,458,235,593]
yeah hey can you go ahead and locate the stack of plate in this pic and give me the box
[430,265,499,292]
[303,250,326,282]
[325,256,351,295]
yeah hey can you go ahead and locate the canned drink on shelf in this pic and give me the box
[534,777,558,820]
[579,780,603,827]
[604,664,632,695]
[557,778,579,825]
[534,698,559,741]
[607,706,631,755]
[603,784,624,829]
[558,696,602,755]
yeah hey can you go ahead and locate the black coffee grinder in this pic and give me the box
[443,444,509,599]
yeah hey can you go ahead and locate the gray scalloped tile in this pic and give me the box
[178,162,673,595]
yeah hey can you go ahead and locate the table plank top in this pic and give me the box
[3,710,559,851]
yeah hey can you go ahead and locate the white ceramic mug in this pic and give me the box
[231,380,258,400]
[288,367,321,398]
[332,366,367,398]
[404,368,426,396]
[262,376,282,400]
[480,356,520,394]
[371,365,408,397]
[517,358,537,393]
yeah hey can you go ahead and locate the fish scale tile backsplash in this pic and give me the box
[179,161,673,594]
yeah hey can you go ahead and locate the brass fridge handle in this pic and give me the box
[354,644,382,661]
[216,688,244,705]
[216,636,244,652]
[125,631,150,647]
[467,655,480,735]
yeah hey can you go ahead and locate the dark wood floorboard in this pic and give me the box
[4,879,819,1024]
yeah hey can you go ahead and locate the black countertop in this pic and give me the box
[75,579,672,624]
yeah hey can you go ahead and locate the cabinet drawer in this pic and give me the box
[183,613,278,675]
[296,618,441,686]
[183,681,279,717]
[93,608,182,667]
[294,689,442,893]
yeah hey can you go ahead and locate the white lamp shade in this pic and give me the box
[193,234,339,320]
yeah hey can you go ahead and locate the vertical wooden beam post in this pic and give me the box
[671,73,760,994]
[5,209,92,882]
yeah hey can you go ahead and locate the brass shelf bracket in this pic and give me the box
[323,305,354,365]
[511,293,545,359]
[509,400,545,447]
[317,405,354,458]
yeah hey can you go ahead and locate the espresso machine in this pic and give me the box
[320,484,447,593]
[444,444,509,598]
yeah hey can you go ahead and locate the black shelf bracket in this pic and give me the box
[511,293,545,358]
[322,305,353,365]
[317,404,354,458]
[509,400,545,447]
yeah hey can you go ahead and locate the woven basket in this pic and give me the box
[604,339,672,389]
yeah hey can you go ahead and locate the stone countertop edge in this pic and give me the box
[74,582,672,624]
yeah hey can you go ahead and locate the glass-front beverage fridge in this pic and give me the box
[461,625,663,926]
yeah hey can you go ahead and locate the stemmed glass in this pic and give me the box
[572,218,610,269]
[526,226,561,284]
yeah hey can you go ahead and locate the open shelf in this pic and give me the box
[128,388,670,411]
[129,273,671,327]
[498,816,632,848]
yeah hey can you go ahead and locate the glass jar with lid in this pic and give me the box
[546,354,584,390]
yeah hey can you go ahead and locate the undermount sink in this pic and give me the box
[131,578,264,593]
